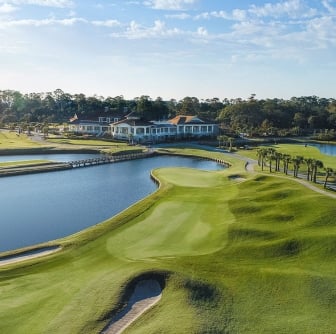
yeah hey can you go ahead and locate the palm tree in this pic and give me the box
[228,136,234,152]
[312,159,324,183]
[282,154,291,175]
[259,148,268,171]
[256,148,266,169]
[323,167,334,189]
[274,151,282,172]
[304,158,313,181]
[266,148,276,173]
[292,156,303,178]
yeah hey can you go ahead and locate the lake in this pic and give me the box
[0,154,224,253]
[310,143,336,156]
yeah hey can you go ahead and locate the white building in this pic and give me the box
[111,114,217,143]
[68,117,119,136]
[167,115,216,139]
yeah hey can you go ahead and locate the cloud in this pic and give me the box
[197,26,207,37]
[196,0,317,22]
[110,19,183,39]
[92,20,121,27]
[0,3,18,13]
[321,0,336,14]
[0,17,86,28]
[165,13,191,19]
[144,0,197,10]
[0,0,74,8]
[248,0,317,19]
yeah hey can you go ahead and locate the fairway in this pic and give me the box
[0,147,336,333]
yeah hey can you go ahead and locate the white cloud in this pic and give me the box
[165,13,191,19]
[144,0,197,10]
[111,19,183,39]
[0,0,74,8]
[322,0,336,14]
[196,26,207,37]
[0,17,86,28]
[196,1,317,22]
[108,19,214,44]
[248,0,317,19]
[0,3,18,13]
[92,20,120,28]
[232,9,247,21]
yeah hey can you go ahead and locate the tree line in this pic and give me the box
[0,89,224,124]
[0,90,335,140]
[217,95,336,139]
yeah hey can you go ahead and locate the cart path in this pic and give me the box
[242,156,336,199]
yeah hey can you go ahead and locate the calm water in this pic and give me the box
[0,153,102,163]
[310,143,336,156]
[0,155,224,253]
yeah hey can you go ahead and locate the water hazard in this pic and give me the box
[0,155,224,253]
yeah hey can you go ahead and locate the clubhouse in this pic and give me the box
[69,113,217,142]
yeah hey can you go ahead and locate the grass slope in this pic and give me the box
[0,147,336,333]
[0,131,42,148]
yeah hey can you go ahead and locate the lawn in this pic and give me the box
[0,146,336,333]
[237,143,336,169]
[47,138,127,147]
[0,131,42,148]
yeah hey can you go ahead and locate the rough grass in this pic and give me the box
[0,147,336,333]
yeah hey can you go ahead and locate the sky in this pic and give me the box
[0,0,335,101]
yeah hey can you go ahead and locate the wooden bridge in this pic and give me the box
[68,151,156,168]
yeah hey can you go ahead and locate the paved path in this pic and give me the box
[173,143,336,199]
[233,152,336,199]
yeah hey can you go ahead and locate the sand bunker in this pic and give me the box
[102,279,162,334]
[0,246,60,267]
[229,175,246,182]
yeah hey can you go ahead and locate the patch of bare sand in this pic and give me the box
[0,246,60,267]
[229,175,247,182]
[102,279,162,334]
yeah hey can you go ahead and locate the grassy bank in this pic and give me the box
[0,131,42,148]
[0,160,50,167]
[237,143,336,169]
[0,146,336,333]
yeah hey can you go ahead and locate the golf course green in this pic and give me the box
[0,146,335,333]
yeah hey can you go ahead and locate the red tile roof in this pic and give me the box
[168,115,204,125]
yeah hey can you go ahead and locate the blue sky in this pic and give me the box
[0,0,335,100]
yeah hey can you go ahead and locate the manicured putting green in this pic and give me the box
[107,168,237,259]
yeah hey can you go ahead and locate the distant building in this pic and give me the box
[110,113,217,143]
[168,115,216,139]
[68,116,120,136]
[110,112,153,142]
[68,112,217,141]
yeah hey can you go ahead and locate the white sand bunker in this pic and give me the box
[0,246,60,267]
[229,175,246,182]
[102,279,162,334]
